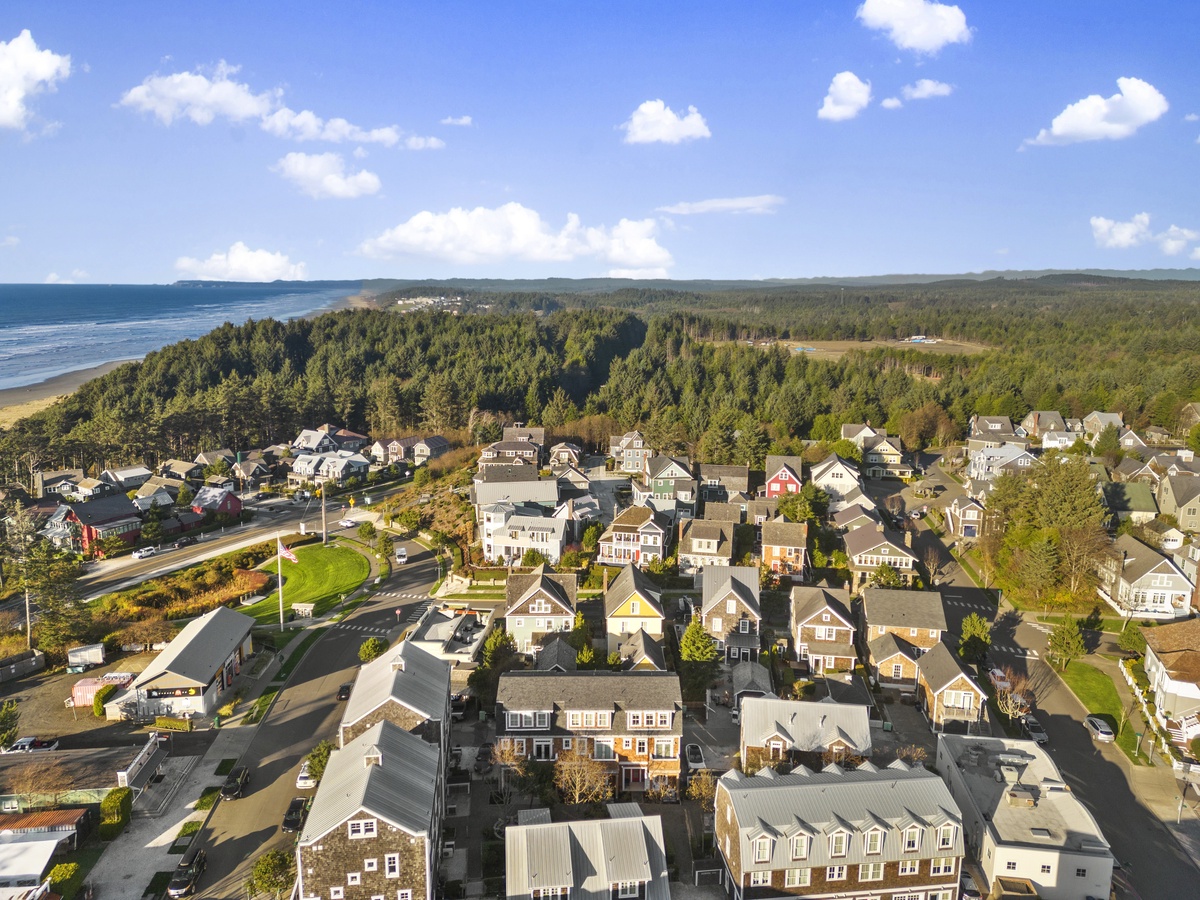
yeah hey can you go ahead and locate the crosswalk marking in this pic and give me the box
[378,591,430,600]
[1030,624,1052,634]
[336,623,391,636]
[992,644,1039,658]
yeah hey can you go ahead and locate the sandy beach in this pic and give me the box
[0,359,139,428]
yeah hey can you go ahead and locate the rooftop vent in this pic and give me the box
[997,765,1021,784]
[1006,786,1036,808]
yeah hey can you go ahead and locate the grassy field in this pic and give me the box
[247,544,369,624]
[1058,660,1145,764]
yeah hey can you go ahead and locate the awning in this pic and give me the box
[127,748,169,793]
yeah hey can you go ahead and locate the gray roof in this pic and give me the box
[341,641,451,732]
[603,564,662,618]
[645,455,691,479]
[790,587,854,633]
[701,566,761,618]
[740,696,871,754]
[505,812,669,900]
[698,464,751,492]
[1163,474,1200,506]
[764,455,805,481]
[731,661,773,697]
[474,473,560,508]
[761,519,808,548]
[868,630,916,664]
[505,566,577,616]
[65,494,138,525]
[745,498,778,521]
[680,519,734,558]
[718,762,963,869]
[1112,533,1183,584]
[191,486,233,510]
[496,671,682,737]
[131,607,253,690]
[916,642,982,694]
[298,720,439,845]
[536,635,578,672]
[861,588,948,632]
[843,526,916,561]
[833,505,881,528]
[618,630,667,671]
[702,502,744,523]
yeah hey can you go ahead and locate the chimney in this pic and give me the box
[904,531,912,548]
[876,523,885,533]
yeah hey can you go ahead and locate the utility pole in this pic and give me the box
[320,485,328,545]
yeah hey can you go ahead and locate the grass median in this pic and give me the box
[1058,660,1145,765]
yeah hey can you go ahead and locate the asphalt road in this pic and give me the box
[197,541,438,899]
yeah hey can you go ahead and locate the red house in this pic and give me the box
[191,487,243,518]
[41,496,142,555]
[763,454,805,498]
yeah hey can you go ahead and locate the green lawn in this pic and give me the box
[1058,660,1145,764]
[247,544,369,624]
[1037,612,1127,634]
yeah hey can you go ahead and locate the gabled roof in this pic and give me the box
[191,486,234,510]
[702,501,744,523]
[810,452,860,480]
[861,588,948,632]
[619,630,667,671]
[341,641,451,731]
[843,526,916,561]
[790,587,854,633]
[131,607,253,690]
[505,566,577,616]
[679,519,734,558]
[1111,534,1186,585]
[496,671,682,731]
[833,505,882,528]
[698,464,751,492]
[645,455,692,480]
[916,641,983,695]
[536,635,578,672]
[764,455,805,481]
[740,697,871,754]
[731,661,773,696]
[298,720,439,845]
[1101,482,1158,515]
[603,564,663,618]
[761,519,809,548]
[416,435,450,450]
[1162,475,1200,506]
[64,494,139,526]
[701,566,761,618]
[867,630,916,664]
[601,505,668,534]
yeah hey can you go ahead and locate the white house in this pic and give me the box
[1142,618,1200,745]
[1097,534,1194,620]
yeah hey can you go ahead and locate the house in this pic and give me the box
[761,519,809,580]
[1118,428,1148,452]
[535,635,578,672]
[844,526,917,588]
[699,464,752,503]
[495,671,683,793]
[1097,534,1194,620]
[714,762,964,900]
[937,735,1113,900]
[505,807,670,900]
[968,415,1019,454]
[133,489,174,513]
[412,436,450,466]
[861,588,948,689]
[480,439,541,466]
[809,454,864,510]
[1020,411,1066,438]
[503,424,546,447]
[763,455,805,498]
[745,498,779,529]
[603,564,665,654]
[840,423,887,447]
[32,468,84,498]
[1142,618,1200,746]
[338,641,452,749]
[677,519,735,576]
[832,505,882,533]
[295,720,444,900]
[700,566,762,663]
[480,505,568,565]
[71,478,113,500]
[288,451,372,488]
[503,566,577,655]
[106,608,254,720]
[915,643,985,732]
[730,661,774,709]
[316,424,370,452]
[596,506,669,568]
[738,697,871,769]
[704,501,745,524]
[472,466,561,520]
[967,444,1036,484]
[633,455,696,515]
[1099,482,1158,526]
[100,465,153,491]
[1144,519,1187,551]
[194,448,237,468]
[944,496,987,539]
[405,604,493,670]
[231,457,272,488]
[861,434,912,479]
[1157,475,1200,533]
[548,442,583,467]
[618,630,667,671]
[551,463,590,493]
[191,486,242,518]
[790,588,856,674]
[1146,425,1173,445]
[1040,430,1077,451]
[39,495,141,554]
[370,436,420,465]
[1082,411,1123,439]
[609,431,654,474]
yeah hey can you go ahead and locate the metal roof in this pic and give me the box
[298,720,440,845]
[341,640,451,732]
[739,697,871,754]
[131,607,253,690]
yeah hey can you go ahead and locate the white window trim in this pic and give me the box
[347,873,362,886]
[364,859,378,872]
[330,890,344,900]
[385,853,400,878]
[348,819,378,839]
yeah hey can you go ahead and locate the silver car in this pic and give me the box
[1085,715,1115,742]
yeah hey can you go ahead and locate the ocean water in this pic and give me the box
[0,283,358,391]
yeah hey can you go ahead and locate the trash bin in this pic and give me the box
[479,710,488,722]
[882,720,893,732]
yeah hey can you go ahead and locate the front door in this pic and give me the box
[623,767,646,789]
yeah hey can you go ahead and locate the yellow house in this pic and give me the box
[603,564,665,654]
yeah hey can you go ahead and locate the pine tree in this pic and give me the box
[680,619,718,663]
[958,612,992,664]
[1017,538,1059,602]
[1048,617,1086,670]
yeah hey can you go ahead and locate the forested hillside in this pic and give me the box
[3,276,1199,481]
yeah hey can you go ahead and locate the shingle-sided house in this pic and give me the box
[292,429,339,455]
[295,720,444,900]
[1083,411,1124,439]
[966,444,1036,484]
[1019,410,1066,438]
[1119,428,1148,452]
[548,442,583,467]
[604,564,665,654]
[968,415,1018,454]
[412,436,450,466]
[1157,475,1200,533]
[763,455,805,498]
[480,439,541,466]
[832,505,882,533]
[738,696,872,770]
[715,762,964,900]
[504,566,577,655]
[861,434,911,480]
[943,496,987,539]
[633,455,696,514]
[597,506,669,568]
[861,588,948,689]
[701,566,762,663]
[495,671,683,794]
[319,424,371,452]
[1097,534,1194,620]
[761,519,809,581]
[790,587,856,675]
[915,643,985,733]
[618,630,668,671]
[1141,618,1200,747]
[677,518,735,576]
[337,641,452,750]
[505,808,670,900]
[700,464,753,503]
[609,431,654,474]
[843,526,917,589]
[158,459,203,482]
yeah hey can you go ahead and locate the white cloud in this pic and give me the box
[43,272,72,284]
[881,97,903,110]
[0,29,71,130]
[620,99,711,144]
[0,236,18,247]
[1184,113,1199,122]
[1192,247,1200,261]
[120,61,276,125]
[70,268,87,278]
[404,135,445,150]
[273,152,381,199]
[358,201,673,272]
[903,79,953,100]
[1090,212,1200,255]
[818,72,872,121]
[175,241,307,281]
[856,0,970,54]
[1026,77,1168,147]
[440,115,472,126]
[655,195,784,215]
[353,145,368,159]
[260,107,400,146]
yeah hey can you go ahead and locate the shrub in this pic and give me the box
[93,683,118,717]
[359,637,388,663]
[49,863,81,897]
[99,787,133,840]
[155,715,193,732]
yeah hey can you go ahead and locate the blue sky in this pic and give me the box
[1,1,1197,283]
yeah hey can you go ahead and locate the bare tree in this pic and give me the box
[1057,525,1113,596]
[895,744,928,765]
[922,545,942,582]
[975,531,1002,589]
[553,744,613,805]
[11,757,72,810]
[994,666,1033,721]
[492,738,529,825]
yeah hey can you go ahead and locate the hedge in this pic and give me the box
[100,786,133,840]
[93,684,118,717]
[49,863,82,897]
[155,715,192,732]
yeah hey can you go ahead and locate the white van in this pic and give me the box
[396,547,408,565]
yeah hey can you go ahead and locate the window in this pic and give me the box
[348,819,378,839]
[530,599,550,614]
[726,599,736,614]
[364,859,378,872]
[569,712,581,728]
[829,832,847,857]
[1006,861,1018,872]
[749,872,770,887]
[347,874,362,886]
[754,838,771,862]
[636,738,647,755]
[629,712,642,727]
[859,862,883,882]
[513,618,524,628]
[398,892,412,900]
[712,617,723,633]
[930,858,955,875]
[898,859,919,876]
[330,890,344,900]
[385,854,400,878]
[937,824,956,849]
[903,826,921,851]
[630,601,640,616]
[865,830,882,854]
[739,619,750,634]
[623,738,633,750]
[593,740,614,760]
[1076,868,1087,878]
[790,835,808,860]
[617,883,639,898]
[929,629,938,638]
[784,868,810,888]
[825,865,845,881]
[909,627,918,636]
[1041,865,1052,874]
[654,739,674,758]
[535,711,550,728]
[658,712,670,727]
[562,738,572,749]
[892,663,904,679]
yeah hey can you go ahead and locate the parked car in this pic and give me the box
[450,692,467,721]
[987,668,1011,691]
[3,737,59,753]
[132,547,157,560]
[396,547,408,564]
[960,873,982,900]
[172,536,197,549]
[685,744,705,769]
[338,518,356,528]
[282,797,309,833]
[474,742,494,775]
[166,847,207,898]
[1021,715,1050,745]
[295,760,316,790]
[220,766,250,800]
[1085,715,1115,742]
[254,492,271,500]
[336,683,353,701]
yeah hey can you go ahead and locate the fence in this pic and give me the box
[0,649,44,684]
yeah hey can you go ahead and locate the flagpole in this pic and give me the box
[277,531,285,634]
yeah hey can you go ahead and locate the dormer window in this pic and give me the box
[829,832,847,857]
[754,837,772,862]
[937,824,956,850]
[790,835,808,860]
[903,826,922,852]
[864,830,882,855]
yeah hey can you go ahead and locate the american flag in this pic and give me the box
[278,539,298,563]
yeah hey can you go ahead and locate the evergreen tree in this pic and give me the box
[1035,453,1105,530]
[1048,617,1086,670]
[1016,538,1059,603]
[958,612,992,664]
[679,618,718,663]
